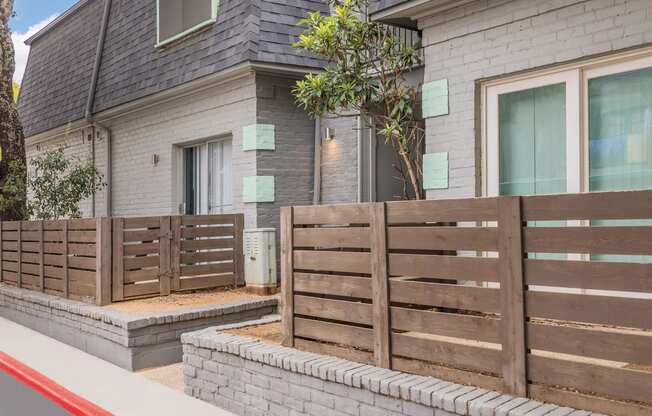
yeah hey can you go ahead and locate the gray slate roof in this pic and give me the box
[18,0,329,138]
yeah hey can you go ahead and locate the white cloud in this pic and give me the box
[11,14,59,84]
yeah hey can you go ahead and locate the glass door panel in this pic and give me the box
[588,66,652,263]
[208,140,233,214]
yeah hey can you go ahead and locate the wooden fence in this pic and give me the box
[112,214,244,302]
[0,218,111,305]
[280,190,652,416]
[0,213,244,305]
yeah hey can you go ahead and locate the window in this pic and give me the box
[485,51,652,197]
[182,139,232,215]
[157,0,218,47]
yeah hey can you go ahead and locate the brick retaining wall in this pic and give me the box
[181,329,602,416]
[0,284,277,370]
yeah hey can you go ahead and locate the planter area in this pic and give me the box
[0,283,277,371]
[181,329,601,416]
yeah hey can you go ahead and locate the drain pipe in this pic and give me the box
[313,117,322,205]
[356,115,363,203]
[85,0,112,217]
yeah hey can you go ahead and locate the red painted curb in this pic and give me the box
[0,351,113,416]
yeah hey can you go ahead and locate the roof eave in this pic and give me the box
[25,0,92,45]
[370,0,476,27]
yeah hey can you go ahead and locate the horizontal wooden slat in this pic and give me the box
[124,255,160,270]
[66,219,97,230]
[181,226,234,239]
[68,269,96,284]
[180,262,233,277]
[390,280,501,313]
[386,197,499,224]
[528,355,652,404]
[293,204,371,225]
[68,243,95,256]
[388,227,498,251]
[181,214,237,226]
[527,291,652,329]
[181,238,234,251]
[391,307,501,343]
[294,338,375,366]
[43,278,95,297]
[293,273,372,298]
[125,268,159,283]
[524,226,652,255]
[123,217,161,229]
[1,271,18,282]
[525,259,652,292]
[124,229,160,243]
[528,322,652,366]
[1,222,19,230]
[522,189,652,221]
[123,281,160,298]
[67,256,96,270]
[392,333,501,374]
[294,317,374,350]
[178,274,234,291]
[389,254,499,282]
[294,295,372,325]
[180,250,233,264]
[293,250,371,274]
[123,242,159,256]
[293,227,370,249]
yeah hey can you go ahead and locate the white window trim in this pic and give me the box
[481,46,652,197]
[156,0,219,48]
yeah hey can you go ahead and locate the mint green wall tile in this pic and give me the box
[422,79,449,118]
[242,124,275,151]
[423,152,449,190]
[243,176,275,203]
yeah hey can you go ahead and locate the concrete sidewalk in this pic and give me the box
[0,317,232,416]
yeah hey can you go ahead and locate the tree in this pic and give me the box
[293,0,424,199]
[0,0,27,220]
[28,147,105,220]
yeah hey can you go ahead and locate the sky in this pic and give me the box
[10,0,78,84]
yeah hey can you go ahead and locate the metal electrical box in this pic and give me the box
[243,228,277,289]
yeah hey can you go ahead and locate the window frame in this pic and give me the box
[156,0,219,48]
[481,47,652,197]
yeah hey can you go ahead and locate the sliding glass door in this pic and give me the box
[182,138,233,215]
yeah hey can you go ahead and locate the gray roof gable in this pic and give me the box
[19,0,328,137]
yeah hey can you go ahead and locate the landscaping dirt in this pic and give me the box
[104,287,272,315]
[226,322,283,345]
[138,363,184,392]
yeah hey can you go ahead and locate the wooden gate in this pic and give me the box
[112,214,244,301]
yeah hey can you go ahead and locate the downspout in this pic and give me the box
[357,115,363,203]
[85,0,112,217]
[312,117,322,205]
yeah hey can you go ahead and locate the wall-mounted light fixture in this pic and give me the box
[152,154,160,166]
[324,128,335,141]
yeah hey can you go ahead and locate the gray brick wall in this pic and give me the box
[181,331,600,416]
[320,115,360,204]
[418,0,652,199]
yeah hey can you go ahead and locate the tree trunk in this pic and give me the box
[0,0,27,220]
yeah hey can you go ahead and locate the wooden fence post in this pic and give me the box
[17,221,22,288]
[95,217,112,306]
[39,220,44,292]
[498,196,528,397]
[170,216,181,291]
[370,203,391,368]
[233,213,245,287]
[280,207,294,347]
[112,218,124,302]
[63,220,69,298]
[159,216,171,296]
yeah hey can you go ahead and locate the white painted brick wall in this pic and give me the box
[418,0,652,199]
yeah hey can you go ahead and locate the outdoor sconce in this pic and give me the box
[324,128,335,141]
[152,154,160,166]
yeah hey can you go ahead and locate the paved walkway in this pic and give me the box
[0,317,232,416]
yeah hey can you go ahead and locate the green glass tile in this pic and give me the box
[242,124,275,151]
[243,176,275,203]
[423,152,448,190]
[422,79,449,118]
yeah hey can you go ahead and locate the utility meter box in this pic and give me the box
[243,228,277,291]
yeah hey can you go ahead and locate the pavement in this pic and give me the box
[0,317,233,416]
